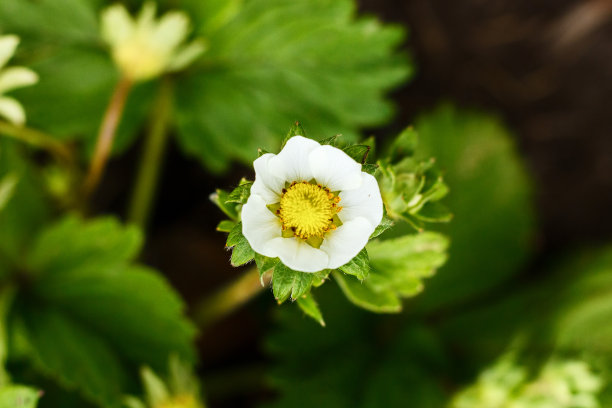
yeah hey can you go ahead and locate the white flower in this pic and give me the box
[100,2,207,82]
[0,35,38,125]
[242,136,383,273]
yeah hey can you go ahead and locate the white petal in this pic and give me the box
[309,145,362,191]
[0,96,26,125]
[338,172,383,227]
[0,35,19,69]
[0,67,38,93]
[153,12,190,53]
[137,2,157,29]
[264,237,329,273]
[241,193,282,257]
[167,39,207,72]
[267,136,320,183]
[251,153,283,204]
[100,4,135,46]
[320,217,373,269]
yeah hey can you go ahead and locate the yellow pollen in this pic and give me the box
[279,181,340,239]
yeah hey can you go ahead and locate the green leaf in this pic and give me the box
[389,126,418,162]
[183,0,241,35]
[216,220,236,233]
[210,189,239,221]
[0,385,41,408]
[282,122,307,147]
[226,179,253,204]
[318,134,341,147]
[11,216,196,407]
[272,263,314,304]
[333,272,401,313]
[0,173,18,213]
[175,0,412,172]
[409,105,535,311]
[362,163,378,175]
[338,249,370,281]
[226,223,255,266]
[296,293,325,327]
[412,201,452,223]
[342,144,370,164]
[370,214,394,239]
[254,253,279,283]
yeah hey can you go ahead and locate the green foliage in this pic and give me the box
[409,105,535,311]
[265,284,449,408]
[7,216,196,407]
[338,249,370,281]
[0,384,40,408]
[272,263,315,304]
[296,294,325,327]
[174,0,411,171]
[225,222,255,266]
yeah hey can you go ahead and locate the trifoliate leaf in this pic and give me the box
[175,0,411,172]
[272,263,314,304]
[0,384,41,408]
[11,216,196,407]
[411,105,534,311]
[296,293,325,327]
[338,248,370,281]
[226,222,255,266]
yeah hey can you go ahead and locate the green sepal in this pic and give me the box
[296,293,325,327]
[333,271,402,313]
[216,220,236,232]
[226,223,255,267]
[312,270,331,287]
[0,385,41,408]
[343,144,370,164]
[362,163,379,175]
[254,253,279,284]
[226,178,253,204]
[318,134,341,147]
[272,263,314,304]
[257,148,270,157]
[282,122,307,147]
[210,189,239,221]
[370,213,395,239]
[338,248,370,281]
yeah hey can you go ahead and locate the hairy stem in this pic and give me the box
[0,120,72,162]
[193,267,271,329]
[127,79,173,229]
[83,77,133,198]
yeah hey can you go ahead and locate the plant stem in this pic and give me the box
[193,267,270,329]
[83,77,133,198]
[0,120,72,162]
[127,79,173,229]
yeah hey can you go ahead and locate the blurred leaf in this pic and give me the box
[11,216,196,407]
[216,220,236,232]
[333,272,401,313]
[410,105,535,311]
[0,173,18,213]
[265,284,448,408]
[226,178,252,204]
[370,213,394,239]
[175,0,411,172]
[0,384,41,408]
[210,189,238,221]
[226,222,255,266]
[296,293,325,327]
[0,140,50,278]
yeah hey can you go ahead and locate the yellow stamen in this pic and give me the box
[279,181,341,240]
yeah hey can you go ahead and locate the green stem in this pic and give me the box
[0,120,72,162]
[0,285,16,387]
[192,267,270,329]
[83,76,133,199]
[127,79,173,229]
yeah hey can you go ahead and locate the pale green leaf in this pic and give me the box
[332,271,401,313]
[296,293,325,327]
[0,385,41,408]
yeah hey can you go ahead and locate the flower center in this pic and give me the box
[279,181,341,240]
